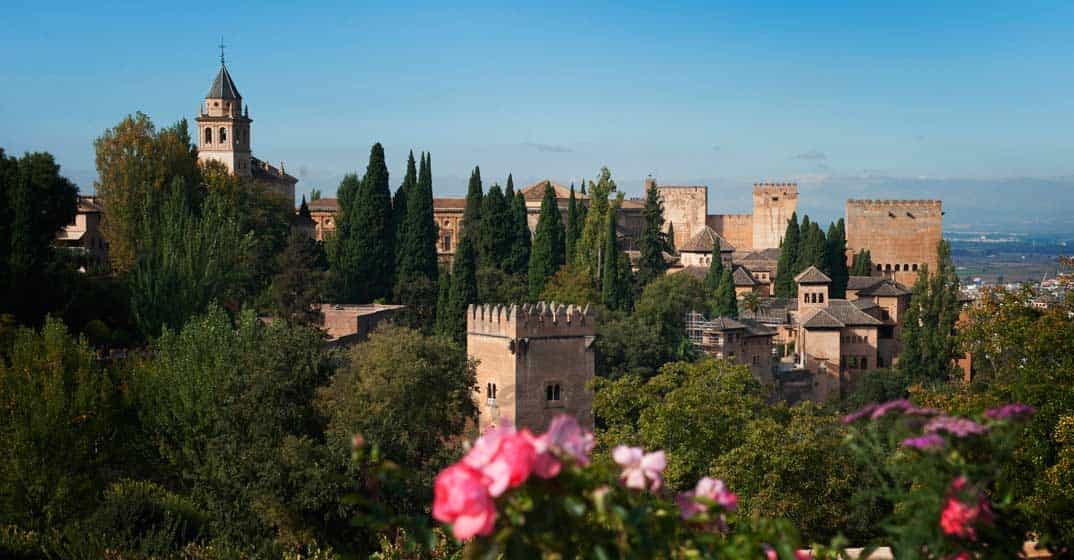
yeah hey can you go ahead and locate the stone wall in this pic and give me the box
[845,200,943,285]
[707,214,753,252]
[752,182,798,250]
[467,302,596,431]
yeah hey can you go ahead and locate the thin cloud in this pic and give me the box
[793,149,827,161]
[521,142,573,153]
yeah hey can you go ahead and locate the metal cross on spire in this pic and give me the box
[219,37,227,65]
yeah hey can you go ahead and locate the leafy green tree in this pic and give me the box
[593,359,767,490]
[713,404,878,543]
[539,266,599,305]
[133,306,345,550]
[309,189,322,201]
[269,230,326,325]
[636,180,668,285]
[0,318,114,531]
[128,186,252,337]
[318,325,477,511]
[826,219,849,298]
[565,184,582,266]
[528,183,566,299]
[898,240,961,384]
[445,233,478,343]
[94,113,202,271]
[392,151,417,271]
[774,212,800,297]
[601,199,632,311]
[576,167,616,282]
[504,175,532,276]
[334,143,394,303]
[850,249,874,276]
[2,150,78,321]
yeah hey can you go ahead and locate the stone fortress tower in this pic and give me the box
[751,182,799,250]
[845,199,943,285]
[196,51,252,177]
[467,302,596,432]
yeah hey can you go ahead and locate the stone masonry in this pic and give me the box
[467,302,596,432]
[845,200,943,285]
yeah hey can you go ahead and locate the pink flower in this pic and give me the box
[527,432,562,479]
[613,446,666,491]
[795,551,813,560]
[678,476,738,520]
[901,433,947,452]
[841,403,878,424]
[871,399,914,419]
[939,476,994,541]
[462,424,536,497]
[926,416,988,438]
[545,414,595,466]
[763,545,778,560]
[984,403,1035,421]
[432,464,497,540]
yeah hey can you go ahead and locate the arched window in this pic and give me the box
[903,264,910,271]
[803,294,809,304]
[819,293,824,303]
[885,264,892,271]
[894,264,901,271]
[912,264,918,271]
[204,128,212,144]
[219,127,227,143]
[876,264,883,271]
[546,383,561,401]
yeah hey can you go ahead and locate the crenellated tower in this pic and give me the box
[752,182,798,250]
[467,302,596,431]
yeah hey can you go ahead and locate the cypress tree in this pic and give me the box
[826,219,849,298]
[666,223,676,255]
[298,195,311,220]
[796,218,827,276]
[600,200,632,310]
[704,249,724,295]
[393,151,439,329]
[392,151,417,269]
[774,212,800,297]
[717,268,738,318]
[462,166,483,244]
[446,234,478,344]
[636,180,668,285]
[579,181,587,195]
[528,183,566,299]
[506,185,531,276]
[899,240,961,383]
[577,167,615,282]
[434,270,454,339]
[851,249,874,276]
[358,143,395,301]
[478,183,512,268]
[566,184,581,266]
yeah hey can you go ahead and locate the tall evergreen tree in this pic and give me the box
[505,185,531,276]
[774,212,800,297]
[392,151,417,269]
[446,233,478,344]
[565,184,582,266]
[528,183,566,299]
[826,219,850,298]
[334,143,394,302]
[601,199,632,310]
[636,180,669,285]
[898,241,961,383]
[297,195,312,220]
[704,250,725,295]
[477,183,513,268]
[796,217,827,274]
[850,249,874,276]
[711,267,738,318]
[576,167,616,282]
[393,153,439,330]
[434,270,454,339]
[462,166,483,245]
[666,223,676,255]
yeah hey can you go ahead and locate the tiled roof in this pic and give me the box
[802,300,883,329]
[677,265,709,280]
[852,299,880,312]
[733,266,758,286]
[309,198,339,212]
[434,197,467,210]
[251,157,297,184]
[703,317,777,337]
[801,308,844,329]
[520,180,579,201]
[847,275,883,291]
[207,64,241,100]
[859,281,912,297]
[794,265,832,284]
[680,226,735,253]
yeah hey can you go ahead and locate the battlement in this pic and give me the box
[847,199,942,207]
[753,182,799,195]
[466,301,596,338]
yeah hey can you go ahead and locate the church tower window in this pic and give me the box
[219,127,227,143]
[204,128,212,144]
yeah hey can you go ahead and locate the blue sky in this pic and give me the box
[3,1,1073,229]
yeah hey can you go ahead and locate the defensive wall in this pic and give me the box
[845,200,943,285]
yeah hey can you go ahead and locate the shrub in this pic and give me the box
[87,480,207,556]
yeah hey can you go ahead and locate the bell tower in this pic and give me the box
[196,44,252,176]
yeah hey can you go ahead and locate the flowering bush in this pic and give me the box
[843,400,1035,558]
[432,415,825,559]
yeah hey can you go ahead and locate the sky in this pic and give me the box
[2,0,1074,231]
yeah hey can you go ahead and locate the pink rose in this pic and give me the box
[939,476,993,541]
[613,445,666,491]
[763,545,778,560]
[463,425,536,497]
[545,414,595,466]
[528,432,562,479]
[432,464,496,540]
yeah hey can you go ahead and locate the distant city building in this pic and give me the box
[467,302,596,432]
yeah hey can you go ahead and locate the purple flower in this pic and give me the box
[906,406,943,417]
[545,414,595,466]
[901,433,947,451]
[871,399,914,419]
[984,403,1036,421]
[842,403,878,424]
[925,416,988,438]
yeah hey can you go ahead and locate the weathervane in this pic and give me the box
[219,37,227,65]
